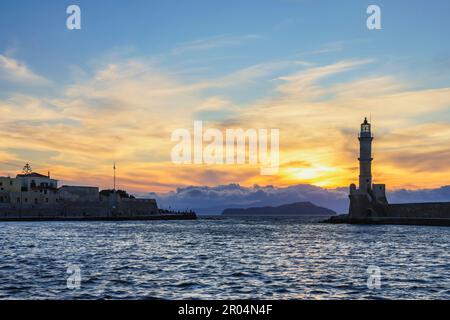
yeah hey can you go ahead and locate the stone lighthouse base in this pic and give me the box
[323,201,450,227]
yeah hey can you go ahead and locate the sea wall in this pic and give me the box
[0,199,159,219]
[387,202,450,219]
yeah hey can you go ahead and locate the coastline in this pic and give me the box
[322,214,450,227]
[0,212,197,222]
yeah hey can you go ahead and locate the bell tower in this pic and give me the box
[358,117,373,193]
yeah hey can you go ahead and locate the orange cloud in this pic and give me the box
[1,56,450,195]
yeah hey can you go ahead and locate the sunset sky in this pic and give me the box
[1,0,450,196]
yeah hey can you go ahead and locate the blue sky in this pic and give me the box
[1,0,449,89]
[0,0,450,193]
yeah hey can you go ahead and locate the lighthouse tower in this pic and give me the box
[348,117,387,220]
[358,117,373,193]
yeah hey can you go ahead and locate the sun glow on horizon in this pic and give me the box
[1,2,450,193]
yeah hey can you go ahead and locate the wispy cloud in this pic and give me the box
[0,54,50,85]
[297,41,345,57]
[276,59,374,97]
[171,34,264,55]
[1,50,450,193]
[310,41,344,54]
[273,18,296,30]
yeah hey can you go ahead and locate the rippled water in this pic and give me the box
[0,216,449,299]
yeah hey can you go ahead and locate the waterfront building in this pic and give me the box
[0,165,170,220]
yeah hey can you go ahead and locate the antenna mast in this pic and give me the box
[113,162,116,192]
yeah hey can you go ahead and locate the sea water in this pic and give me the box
[0,216,449,299]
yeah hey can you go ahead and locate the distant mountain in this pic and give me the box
[221,202,336,216]
[150,184,350,215]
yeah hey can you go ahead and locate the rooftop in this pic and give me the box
[16,172,52,178]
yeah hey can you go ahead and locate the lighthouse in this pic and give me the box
[348,117,387,220]
[358,117,373,193]
[331,118,450,226]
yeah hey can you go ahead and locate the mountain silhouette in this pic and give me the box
[222,202,336,216]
